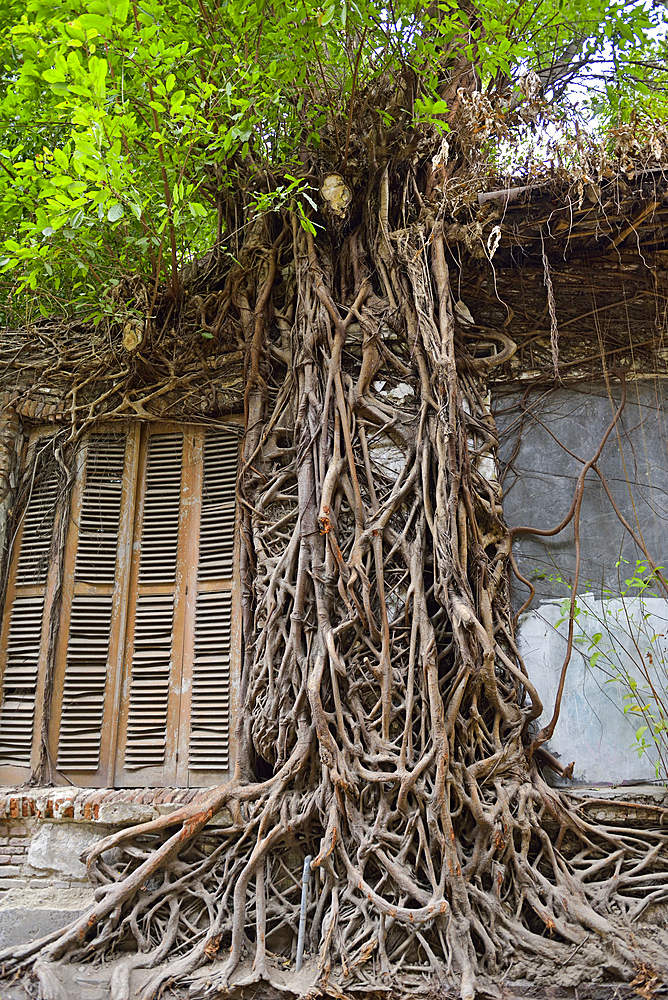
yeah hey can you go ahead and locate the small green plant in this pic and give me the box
[551,560,668,780]
[248,176,321,236]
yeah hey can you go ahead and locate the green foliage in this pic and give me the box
[551,560,668,781]
[248,176,320,235]
[0,0,663,322]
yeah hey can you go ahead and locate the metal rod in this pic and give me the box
[295,853,312,971]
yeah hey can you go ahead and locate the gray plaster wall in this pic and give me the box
[494,380,668,607]
[518,595,668,783]
[495,380,668,783]
[0,885,94,950]
[0,822,104,949]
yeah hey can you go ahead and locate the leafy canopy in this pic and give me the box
[0,0,662,323]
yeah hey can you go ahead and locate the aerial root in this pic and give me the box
[3,772,668,1000]
[2,191,668,1000]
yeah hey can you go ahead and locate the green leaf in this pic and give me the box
[107,203,125,222]
[78,12,113,32]
[114,0,130,23]
[53,148,69,171]
[43,68,66,84]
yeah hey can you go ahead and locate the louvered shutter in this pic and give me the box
[198,431,237,580]
[116,427,238,786]
[0,596,45,767]
[138,433,182,584]
[0,457,59,775]
[116,430,184,783]
[14,466,59,587]
[124,595,174,768]
[189,590,232,769]
[56,595,112,770]
[0,422,238,788]
[74,436,125,584]
[53,432,129,780]
[187,430,238,778]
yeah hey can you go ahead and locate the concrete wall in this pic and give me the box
[495,380,668,607]
[495,380,668,784]
[518,595,668,784]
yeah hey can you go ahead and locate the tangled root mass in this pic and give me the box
[2,162,668,1000]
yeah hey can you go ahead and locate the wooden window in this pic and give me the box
[0,423,240,788]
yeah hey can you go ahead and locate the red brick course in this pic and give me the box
[0,787,212,824]
[0,786,217,891]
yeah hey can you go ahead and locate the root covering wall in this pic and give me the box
[0,789,216,948]
[3,162,668,998]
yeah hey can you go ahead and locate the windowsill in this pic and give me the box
[0,786,218,825]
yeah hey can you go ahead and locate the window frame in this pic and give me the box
[0,418,242,789]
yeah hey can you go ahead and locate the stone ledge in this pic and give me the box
[0,786,215,825]
[567,782,668,801]
[564,782,668,825]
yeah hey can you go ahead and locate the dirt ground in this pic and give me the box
[0,967,657,1000]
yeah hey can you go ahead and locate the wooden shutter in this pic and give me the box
[14,467,59,587]
[138,433,182,584]
[116,426,238,787]
[55,435,126,770]
[185,430,238,782]
[0,454,59,779]
[124,595,175,768]
[0,422,238,788]
[0,596,45,767]
[125,432,182,769]
[189,589,232,770]
[198,431,237,580]
[56,595,113,770]
[74,436,125,584]
[115,429,184,785]
[50,430,135,786]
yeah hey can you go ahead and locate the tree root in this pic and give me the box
[2,166,668,1000]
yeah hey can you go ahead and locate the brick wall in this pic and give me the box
[0,787,212,894]
[0,820,30,886]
